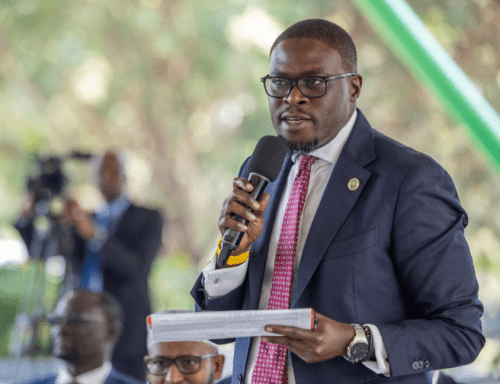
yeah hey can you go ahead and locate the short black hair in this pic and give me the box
[270,19,357,72]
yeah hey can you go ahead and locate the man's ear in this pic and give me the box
[106,321,119,344]
[213,355,225,379]
[349,74,363,101]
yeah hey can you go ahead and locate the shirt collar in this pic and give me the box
[96,195,131,218]
[56,361,113,384]
[292,109,358,165]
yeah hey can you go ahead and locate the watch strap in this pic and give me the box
[362,325,374,362]
[345,323,372,364]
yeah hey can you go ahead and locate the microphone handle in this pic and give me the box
[217,173,270,267]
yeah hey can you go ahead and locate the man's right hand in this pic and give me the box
[218,177,271,258]
[62,198,95,240]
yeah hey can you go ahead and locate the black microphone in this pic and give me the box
[217,135,288,267]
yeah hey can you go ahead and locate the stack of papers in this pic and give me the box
[147,308,314,342]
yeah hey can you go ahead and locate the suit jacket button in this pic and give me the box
[424,359,430,368]
[238,373,243,383]
[418,360,424,369]
[412,361,420,370]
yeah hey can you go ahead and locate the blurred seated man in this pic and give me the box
[26,289,143,384]
[145,311,230,384]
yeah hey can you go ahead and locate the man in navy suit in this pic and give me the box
[26,289,143,384]
[191,19,484,383]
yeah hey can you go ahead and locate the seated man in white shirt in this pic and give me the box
[25,289,143,384]
[145,310,230,384]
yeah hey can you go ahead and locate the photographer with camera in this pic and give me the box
[15,150,164,381]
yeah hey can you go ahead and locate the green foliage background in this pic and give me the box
[1,0,499,379]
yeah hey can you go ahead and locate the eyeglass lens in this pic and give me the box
[48,315,87,327]
[146,355,215,375]
[47,313,103,327]
[265,77,327,98]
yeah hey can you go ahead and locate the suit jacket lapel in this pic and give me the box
[292,110,376,307]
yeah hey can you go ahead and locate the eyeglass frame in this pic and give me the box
[47,312,108,328]
[144,353,218,376]
[261,72,356,98]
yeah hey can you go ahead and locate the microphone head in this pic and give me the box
[247,136,288,182]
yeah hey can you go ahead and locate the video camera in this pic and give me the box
[27,151,93,216]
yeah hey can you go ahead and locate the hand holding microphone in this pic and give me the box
[217,136,288,267]
[216,177,270,266]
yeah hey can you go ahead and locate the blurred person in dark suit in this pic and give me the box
[25,289,143,384]
[16,150,163,380]
[435,372,459,384]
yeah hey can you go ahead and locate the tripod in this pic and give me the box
[9,201,77,359]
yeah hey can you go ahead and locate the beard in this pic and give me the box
[278,135,319,156]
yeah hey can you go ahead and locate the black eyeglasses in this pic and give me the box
[144,354,217,376]
[47,313,107,328]
[261,73,356,98]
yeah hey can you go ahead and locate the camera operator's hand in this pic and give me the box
[62,198,95,240]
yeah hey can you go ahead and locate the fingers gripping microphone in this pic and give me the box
[217,136,288,267]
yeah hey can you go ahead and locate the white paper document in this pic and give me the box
[147,308,314,342]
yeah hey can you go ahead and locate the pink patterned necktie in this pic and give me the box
[251,155,316,384]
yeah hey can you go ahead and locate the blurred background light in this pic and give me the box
[0,240,28,267]
[228,7,282,53]
[70,54,112,105]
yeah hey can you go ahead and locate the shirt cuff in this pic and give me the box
[361,324,390,377]
[202,253,249,298]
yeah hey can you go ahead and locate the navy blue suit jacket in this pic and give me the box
[25,367,144,384]
[191,110,484,383]
[95,204,162,376]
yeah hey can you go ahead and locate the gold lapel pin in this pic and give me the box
[348,178,360,191]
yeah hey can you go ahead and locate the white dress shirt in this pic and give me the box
[55,361,112,384]
[203,110,391,382]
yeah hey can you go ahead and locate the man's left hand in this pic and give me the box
[262,312,355,364]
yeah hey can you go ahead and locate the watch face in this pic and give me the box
[351,342,369,358]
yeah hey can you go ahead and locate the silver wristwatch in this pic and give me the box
[344,324,372,364]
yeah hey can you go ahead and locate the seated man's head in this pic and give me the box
[145,311,225,384]
[48,289,123,375]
